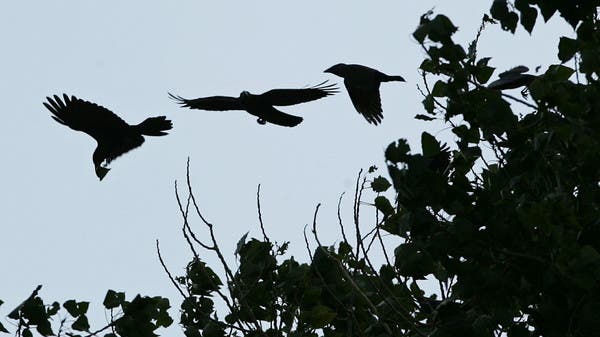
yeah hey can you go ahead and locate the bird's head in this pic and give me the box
[240,90,251,98]
[95,165,110,181]
[324,63,347,77]
[92,151,110,181]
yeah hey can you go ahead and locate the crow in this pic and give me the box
[44,94,173,180]
[168,81,338,127]
[487,66,537,90]
[324,63,405,125]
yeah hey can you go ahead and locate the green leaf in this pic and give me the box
[515,0,538,33]
[431,80,448,97]
[545,64,574,81]
[309,305,337,328]
[474,58,495,84]
[22,329,33,337]
[490,0,519,33]
[508,324,530,337]
[63,300,79,317]
[103,290,125,309]
[452,125,480,144]
[72,315,90,332]
[235,232,249,256]
[385,139,410,164]
[395,243,435,279]
[421,132,440,157]
[338,241,352,257]
[558,37,578,62]
[375,196,395,217]
[415,114,435,121]
[371,176,391,192]
[422,95,435,114]
[47,302,60,316]
[428,15,458,42]
[36,321,54,337]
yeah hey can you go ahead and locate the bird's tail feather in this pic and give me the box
[136,116,173,136]
[383,75,406,82]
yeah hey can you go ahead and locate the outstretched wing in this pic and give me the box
[498,65,529,78]
[169,93,243,111]
[344,80,383,125]
[259,81,338,106]
[260,106,303,127]
[44,94,130,141]
[488,66,536,90]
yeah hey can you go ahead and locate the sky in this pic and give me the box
[0,1,572,334]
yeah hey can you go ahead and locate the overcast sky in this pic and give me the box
[0,1,571,333]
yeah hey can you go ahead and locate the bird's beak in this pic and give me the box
[95,166,110,181]
[323,66,333,73]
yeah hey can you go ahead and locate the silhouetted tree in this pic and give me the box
[4,1,599,337]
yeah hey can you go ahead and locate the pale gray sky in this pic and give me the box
[0,1,570,333]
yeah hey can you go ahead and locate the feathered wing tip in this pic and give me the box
[386,75,406,82]
[137,116,173,136]
[43,94,73,125]
[168,92,191,108]
[308,80,340,96]
[500,65,530,77]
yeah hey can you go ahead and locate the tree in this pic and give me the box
[2,1,599,336]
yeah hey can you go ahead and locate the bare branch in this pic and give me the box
[156,240,186,298]
[336,192,351,244]
[310,203,323,247]
[256,184,269,243]
[353,169,364,258]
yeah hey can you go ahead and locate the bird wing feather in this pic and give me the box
[498,66,529,78]
[44,94,130,141]
[344,81,383,125]
[168,93,243,111]
[260,81,338,106]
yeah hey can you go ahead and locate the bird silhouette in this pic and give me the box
[324,63,405,125]
[487,66,537,90]
[44,94,172,180]
[169,81,338,127]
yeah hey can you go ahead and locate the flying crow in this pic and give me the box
[169,81,338,127]
[487,66,537,90]
[44,94,173,180]
[324,63,405,125]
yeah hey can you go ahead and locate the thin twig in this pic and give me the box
[303,225,313,261]
[79,324,113,337]
[375,227,393,270]
[353,169,364,258]
[337,192,350,244]
[311,203,323,247]
[256,184,269,243]
[500,92,538,110]
[175,180,205,260]
[184,160,265,335]
[156,240,186,298]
